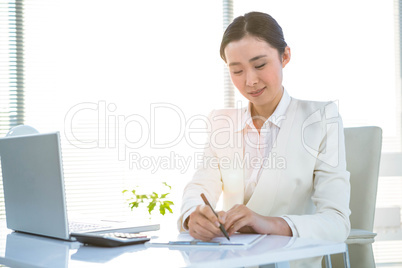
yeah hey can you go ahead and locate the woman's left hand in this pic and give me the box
[223,204,292,236]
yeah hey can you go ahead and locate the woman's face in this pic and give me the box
[224,35,290,109]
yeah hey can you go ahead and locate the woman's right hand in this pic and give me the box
[187,204,226,241]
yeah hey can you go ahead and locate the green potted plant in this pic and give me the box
[122,182,174,217]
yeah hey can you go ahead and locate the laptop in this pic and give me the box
[0,131,159,241]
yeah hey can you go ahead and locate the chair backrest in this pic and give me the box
[6,125,38,137]
[344,126,382,232]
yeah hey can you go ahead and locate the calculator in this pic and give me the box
[71,232,150,247]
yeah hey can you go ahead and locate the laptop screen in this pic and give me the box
[0,132,70,240]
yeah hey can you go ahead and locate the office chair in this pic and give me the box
[6,125,39,137]
[325,126,382,268]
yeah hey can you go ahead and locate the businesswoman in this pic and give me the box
[178,11,351,263]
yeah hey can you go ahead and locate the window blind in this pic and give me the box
[372,0,402,264]
[222,0,235,108]
[15,0,223,224]
[0,0,24,220]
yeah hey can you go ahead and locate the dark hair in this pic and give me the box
[220,12,287,62]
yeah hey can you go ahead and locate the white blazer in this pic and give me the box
[178,98,351,243]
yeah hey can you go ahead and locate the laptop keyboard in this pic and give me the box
[69,221,111,233]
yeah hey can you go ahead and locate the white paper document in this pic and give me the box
[147,233,266,249]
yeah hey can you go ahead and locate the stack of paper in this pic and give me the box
[147,233,266,249]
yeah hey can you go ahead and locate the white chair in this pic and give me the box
[6,125,38,137]
[326,126,382,268]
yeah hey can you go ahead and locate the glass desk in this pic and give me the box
[0,225,347,268]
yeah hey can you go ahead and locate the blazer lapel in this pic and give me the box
[246,99,298,216]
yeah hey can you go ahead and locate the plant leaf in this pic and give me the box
[130,201,139,210]
[163,201,174,213]
[147,201,156,214]
[160,193,170,199]
[166,206,173,213]
[162,182,171,190]
[159,206,166,215]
